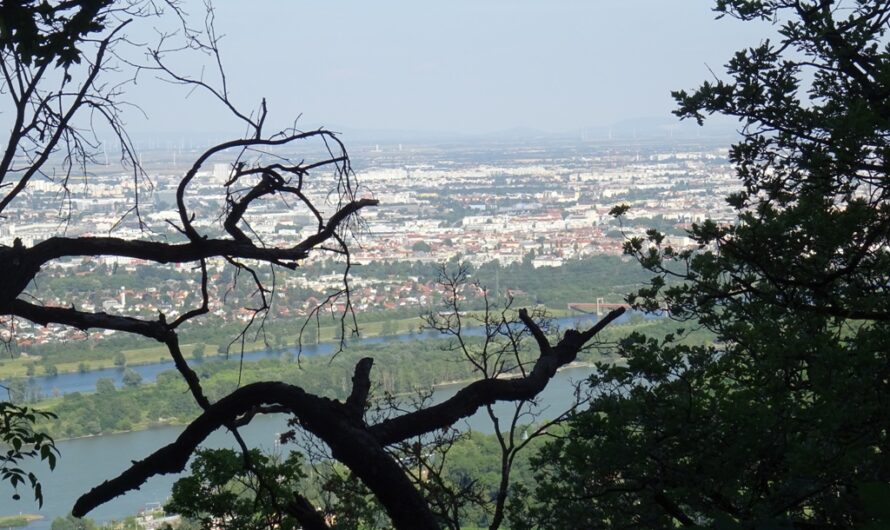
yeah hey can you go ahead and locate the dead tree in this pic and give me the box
[1,2,625,528]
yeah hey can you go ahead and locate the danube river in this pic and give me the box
[0,319,610,528]
[6,315,615,398]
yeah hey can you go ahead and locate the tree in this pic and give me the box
[95,378,115,396]
[165,449,307,530]
[299,323,318,347]
[380,319,397,337]
[6,380,27,403]
[50,514,97,530]
[112,353,126,368]
[0,0,369,513]
[171,267,600,530]
[121,368,142,388]
[1,2,623,528]
[518,2,890,529]
[417,266,596,530]
[412,241,433,253]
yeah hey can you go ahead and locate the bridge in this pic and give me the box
[567,298,630,316]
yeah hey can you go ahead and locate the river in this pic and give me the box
[0,366,596,528]
[0,313,626,527]
[6,314,620,397]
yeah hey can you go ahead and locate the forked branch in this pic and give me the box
[73,307,626,529]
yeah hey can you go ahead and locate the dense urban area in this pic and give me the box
[3,135,734,349]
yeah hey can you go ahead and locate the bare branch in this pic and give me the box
[345,357,374,419]
[371,307,625,446]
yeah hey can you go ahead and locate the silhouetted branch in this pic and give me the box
[371,307,625,445]
[74,308,625,529]
[346,357,374,419]
[72,379,438,529]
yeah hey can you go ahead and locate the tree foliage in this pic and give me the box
[0,0,113,69]
[519,1,890,529]
[121,368,142,388]
[50,513,98,530]
[166,449,307,530]
[0,402,57,506]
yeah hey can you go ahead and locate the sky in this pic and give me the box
[124,1,771,138]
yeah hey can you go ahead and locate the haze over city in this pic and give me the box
[122,1,769,137]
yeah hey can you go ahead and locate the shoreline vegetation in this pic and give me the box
[7,255,650,379]
[0,314,435,380]
[7,250,711,443]
[21,314,708,442]
[3,307,586,380]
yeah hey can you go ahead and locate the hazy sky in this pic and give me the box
[126,1,770,137]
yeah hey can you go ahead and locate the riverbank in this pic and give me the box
[17,314,692,440]
[3,308,583,380]
[1,314,433,380]
[0,514,42,528]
